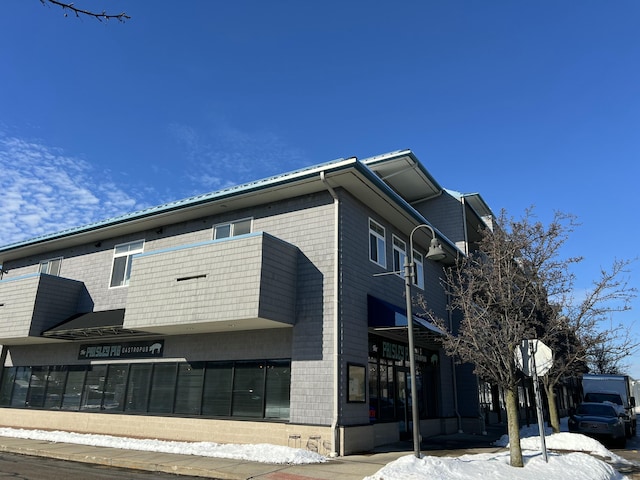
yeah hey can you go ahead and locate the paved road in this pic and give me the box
[0,450,203,480]
[608,434,640,479]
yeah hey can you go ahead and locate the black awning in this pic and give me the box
[367,295,444,347]
[42,309,148,340]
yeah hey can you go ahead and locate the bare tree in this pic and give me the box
[541,258,637,432]
[421,208,636,467]
[424,208,564,467]
[40,0,130,22]
[588,320,637,375]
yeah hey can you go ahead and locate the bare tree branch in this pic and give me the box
[40,0,130,22]
[418,207,637,463]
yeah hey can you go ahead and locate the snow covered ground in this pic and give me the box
[365,422,634,480]
[0,426,325,465]
[0,419,635,479]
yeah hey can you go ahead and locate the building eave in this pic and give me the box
[0,153,462,263]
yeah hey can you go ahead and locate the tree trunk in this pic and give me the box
[505,386,524,467]
[544,380,560,433]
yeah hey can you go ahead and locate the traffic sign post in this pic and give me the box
[515,339,553,463]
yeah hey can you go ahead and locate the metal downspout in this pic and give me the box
[448,292,463,433]
[461,197,488,433]
[461,197,470,256]
[321,171,340,457]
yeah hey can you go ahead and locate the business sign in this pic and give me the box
[369,338,434,365]
[78,340,165,360]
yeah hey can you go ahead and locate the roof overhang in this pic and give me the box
[42,309,150,341]
[0,152,462,264]
[362,150,443,204]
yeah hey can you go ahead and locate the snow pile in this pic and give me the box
[363,450,626,480]
[365,420,634,480]
[0,427,326,465]
[495,422,630,463]
[0,418,636,479]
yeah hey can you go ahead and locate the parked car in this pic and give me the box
[568,402,627,448]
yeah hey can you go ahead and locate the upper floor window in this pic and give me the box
[39,257,62,276]
[110,240,144,288]
[369,219,386,268]
[213,218,252,240]
[392,236,406,277]
[413,250,424,290]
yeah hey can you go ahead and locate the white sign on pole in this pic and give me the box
[514,339,553,463]
[514,339,553,377]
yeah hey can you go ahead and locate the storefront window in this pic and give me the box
[44,366,67,409]
[202,362,233,416]
[0,359,290,421]
[125,364,152,412]
[174,362,204,415]
[0,367,16,406]
[368,336,440,421]
[148,363,177,413]
[81,365,107,411]
[368,359,378,422]
[231,361,265,418]
[264,360,291,418]
[62,366,85,410]
[103,365,129,411]
[26,366,48,408]
[11,367,31,407]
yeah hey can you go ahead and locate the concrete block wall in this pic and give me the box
[0,407,333,452]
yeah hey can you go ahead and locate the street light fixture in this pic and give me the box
[404,224,446,458]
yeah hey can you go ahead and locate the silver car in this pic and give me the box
[568,402,626,448]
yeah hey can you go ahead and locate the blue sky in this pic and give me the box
[1,1,639,376]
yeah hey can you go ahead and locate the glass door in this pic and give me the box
[396,367,410,437]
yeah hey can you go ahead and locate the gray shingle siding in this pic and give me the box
[0,274,84,340]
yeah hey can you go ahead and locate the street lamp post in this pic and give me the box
[404,224,446,458]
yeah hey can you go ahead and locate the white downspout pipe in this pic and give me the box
[321,170,340,457]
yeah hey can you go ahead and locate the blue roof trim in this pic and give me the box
[134,231,263,258]
[0,272,40,284]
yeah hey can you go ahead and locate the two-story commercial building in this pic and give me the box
[0,150,494,456]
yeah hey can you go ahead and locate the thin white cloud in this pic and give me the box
[0,122,307,248]
[168,120,307,193]
[0,136,144,246]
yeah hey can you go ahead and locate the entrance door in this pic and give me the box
[396,367,410,437]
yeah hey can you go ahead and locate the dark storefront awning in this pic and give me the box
[42,309,148,340]
[367,295,445,347]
